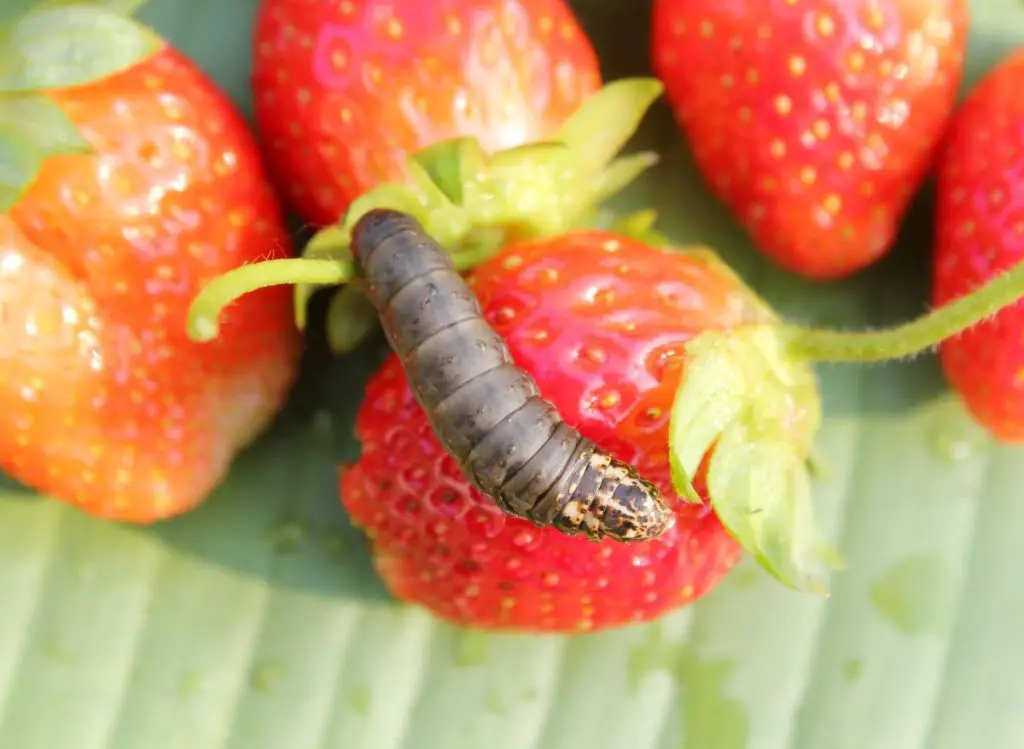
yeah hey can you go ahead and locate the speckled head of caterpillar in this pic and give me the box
[552,451,675,543]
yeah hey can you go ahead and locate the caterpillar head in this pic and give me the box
[553,451,675,543]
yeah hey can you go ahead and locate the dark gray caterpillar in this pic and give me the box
[350,208,674,543]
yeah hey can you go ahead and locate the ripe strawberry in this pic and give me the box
[340,230,766,632]
[251,0,602,226]
[933,49,1024,441]
[1,44,301,521]
[651,0,968,280]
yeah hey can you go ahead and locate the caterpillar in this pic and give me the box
[349,208,675,543]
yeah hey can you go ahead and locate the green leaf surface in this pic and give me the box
[3,0,1024,747]
[0,4,161,93]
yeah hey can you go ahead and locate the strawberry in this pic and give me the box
[251,0,602,226]
[1,10,301,522]
[651,0,968,280]
[339,230,755,632]
[933,49,1024,441]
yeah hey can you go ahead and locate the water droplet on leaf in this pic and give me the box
[628,625,749,749]
[870,555,953,637]
[485,687,506,715]
[453,630,489,667]
[178,669,207,701]
[926,395,985,464]
[250,662,284,694]
[843,658,863,683]
[269,518,309,555]
[348,684,372,715]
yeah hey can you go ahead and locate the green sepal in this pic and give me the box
[591,151,660,207]
[296,77,665,332]
[0,3,161,93]
[610,209,671,246]
[0,90,91,153]
[0,127,42,211]
[0,90,96,210]
[553,76,661,168]
[410,138,481,205]
[669,325,844,596]
[326,283,380,354]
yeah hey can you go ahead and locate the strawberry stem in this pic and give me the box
[187,258,355,342]
[781,260,1024,361]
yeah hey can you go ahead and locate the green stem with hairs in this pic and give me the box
[781,260,1024,362]
[188,258,356,342]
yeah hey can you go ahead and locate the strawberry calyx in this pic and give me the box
[0,0,162,211]
[669,324,842,596]
[186,77,664,344]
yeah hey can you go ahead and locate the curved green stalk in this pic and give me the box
[781,259,1024,362]
[187,258,355,342]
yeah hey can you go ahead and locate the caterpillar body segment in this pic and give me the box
[350,208,674,543]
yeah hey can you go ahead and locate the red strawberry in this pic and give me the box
[251,0,602,226]
[651,0,968,280]
[934,49,1024,441]
[339,230,769,632]
[1,43,301,522]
